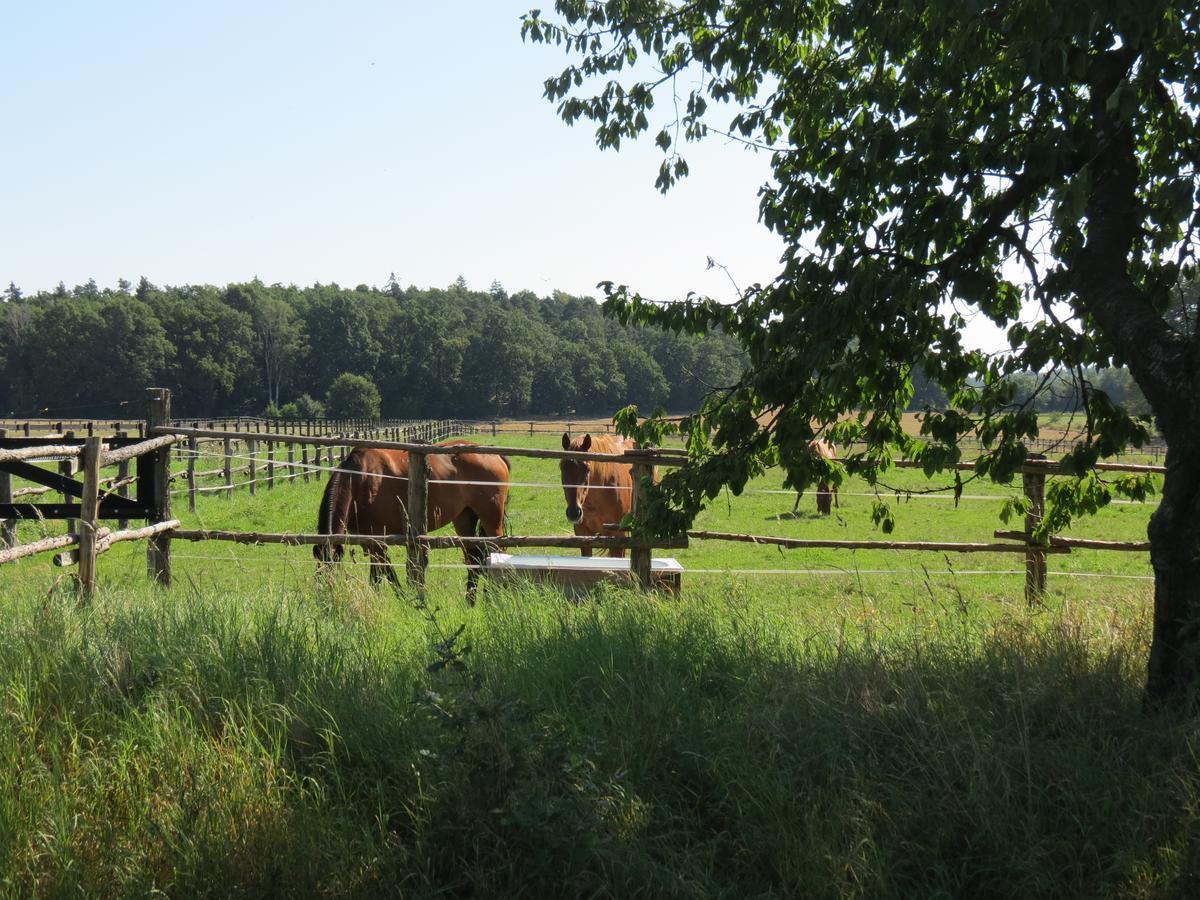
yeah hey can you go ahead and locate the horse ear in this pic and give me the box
[562,432,571,451]
[581,434,592,451]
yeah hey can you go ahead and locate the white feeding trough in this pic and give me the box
[484,552,683,596]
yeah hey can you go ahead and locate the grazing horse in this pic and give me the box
[559,432,651,558]
[793,438,839,516]
[314,440,509,600]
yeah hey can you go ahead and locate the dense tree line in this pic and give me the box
[0,277,747,420]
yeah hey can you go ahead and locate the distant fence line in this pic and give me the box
[0,415,1169,462]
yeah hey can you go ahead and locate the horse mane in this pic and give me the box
[317,462,341,534]
[583,434,634,484]
[314,451,358,561]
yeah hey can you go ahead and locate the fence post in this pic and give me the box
[61,431,77,536]
[223,437,233,495]
[1023,456,1047,604]
[0,428,13,549]
[146,388,172,587]
[248,437,257,496]
[287,440,295,481]
[406,450,429,591]
[187,436,198,512]
[77,436,103,600]
[301,443,309,483]
[117,430,130,530]
[267,438,275,489]
[630,458,653,591]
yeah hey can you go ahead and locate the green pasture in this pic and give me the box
[0,431,1161,608]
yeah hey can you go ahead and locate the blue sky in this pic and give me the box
[0,1,783,304]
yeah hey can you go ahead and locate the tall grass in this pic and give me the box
[0,574,1196,897]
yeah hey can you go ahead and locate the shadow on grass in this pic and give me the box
[0,583,1194,897]
[768,507,829,521]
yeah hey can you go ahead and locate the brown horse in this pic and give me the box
[314,440,509,599]
[793,438,839,516]
[559,432,649,558]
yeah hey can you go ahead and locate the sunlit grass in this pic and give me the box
[0,427,1183,894]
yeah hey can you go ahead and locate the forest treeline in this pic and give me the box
[1,276,1155,422]
[0,277,747,419]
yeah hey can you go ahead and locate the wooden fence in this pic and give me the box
[1,389,1165,603]
[148,422,1161,603]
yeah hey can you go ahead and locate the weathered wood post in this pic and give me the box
[60,431,77,536]
[267,436,275,489]
[630,454,653,591]
[187,435,198,512]
[301,442,309,483]
[406,449,429,591]
[77,436,103,599]
[0,428,14,549]
[223,436,233,495]
[1023,455,1048,604]
[248,437,258,496]
[287,440,295,481]
[146,388,172,586]
[117,429,131,530]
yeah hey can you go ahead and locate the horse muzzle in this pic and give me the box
[565,505,583,525]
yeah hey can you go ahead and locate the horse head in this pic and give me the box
[560,432,593,524]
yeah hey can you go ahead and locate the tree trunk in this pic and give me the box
[1145,444,1200,704]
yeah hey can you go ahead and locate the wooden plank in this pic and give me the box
[993,530,1151,551]
[152,426,688,466]
[0,503,153,519]
[117,431,130,530]
[0,428,13,549]
[683,529,1070,553]
[99,433,178,467]
[55,519,179,566]
[77,437,103,598]
[0,444,88,463]
[60,433,76,536]
[0,530,86,565]
[0,461,142,511]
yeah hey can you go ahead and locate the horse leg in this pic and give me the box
[816,483,832,516]
[572,524,593,557]
[454,508,484,605]
[367,543,397,586]
[606,529,626,559]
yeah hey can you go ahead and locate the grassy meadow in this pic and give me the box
[0,431,1196,896]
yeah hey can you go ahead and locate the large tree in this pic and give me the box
[524,2,1200,701]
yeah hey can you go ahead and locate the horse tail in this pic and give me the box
[314,451,358,563]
